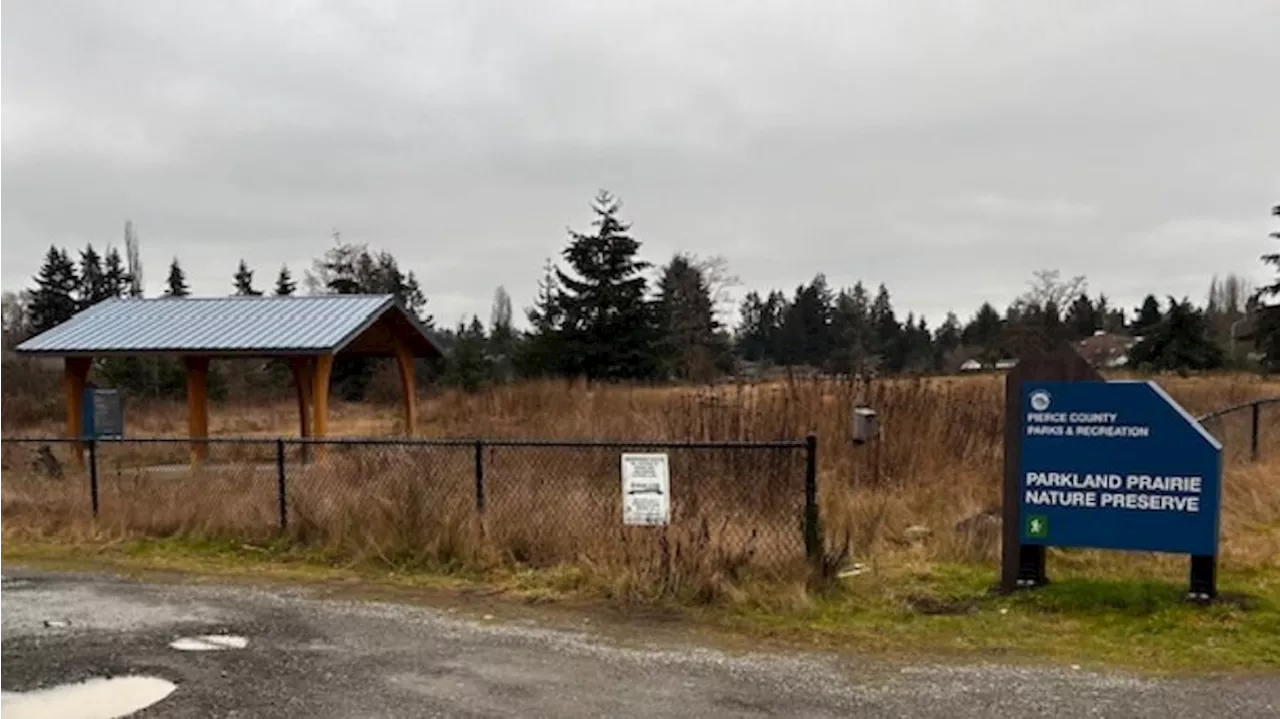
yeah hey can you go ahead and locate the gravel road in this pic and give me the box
[1,568,1275,718]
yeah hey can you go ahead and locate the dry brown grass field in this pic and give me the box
[3,372,1278,604]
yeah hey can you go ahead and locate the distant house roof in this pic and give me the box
[15,295,445,358]
[1074,331,1139,368]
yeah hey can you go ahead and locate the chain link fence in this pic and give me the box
[1,435,819,573]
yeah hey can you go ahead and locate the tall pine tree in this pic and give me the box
[655,253,725,381]
[515,259,565,378]
[275,265,297,296]
[869,283,903,372]
[78,244,112,309]
[309,234,431,323]
[962,302,1003,364]
[735,290,786,364]
[444,316,492,392]
[1255,204,1280,371]
[828,283,872,374]
[1064,293,1099,339]
[103,247,131,299]
[933,311,962,369]
[552,190,660,380]
[233,259,263,296]
[28,246,80,333]
[164,258,190,297]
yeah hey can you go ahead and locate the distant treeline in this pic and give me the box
[3,195,1278,404]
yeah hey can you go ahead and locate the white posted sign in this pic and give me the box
[620,453,670,526]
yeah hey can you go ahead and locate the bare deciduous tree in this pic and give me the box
[1017,268,1088,311]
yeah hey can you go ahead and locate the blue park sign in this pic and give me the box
[1018,380,1223,556]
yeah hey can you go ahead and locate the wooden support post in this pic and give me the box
[184,356,211,464]
[392,338,417,436]
[288,358,314,439]
[311,354,334,453]
[63,357,92,470]
[289,357,314,464]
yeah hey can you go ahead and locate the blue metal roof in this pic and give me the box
[15,294,443,357]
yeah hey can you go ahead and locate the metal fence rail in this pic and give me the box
[1197,397,1279,462]
[0,434,821,569]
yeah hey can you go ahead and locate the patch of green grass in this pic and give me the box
[5,537,1278,675]
[716,563,1280,675]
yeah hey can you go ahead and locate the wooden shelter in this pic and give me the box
[14,295,444,464]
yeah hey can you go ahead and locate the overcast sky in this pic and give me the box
[3,0,1278,329]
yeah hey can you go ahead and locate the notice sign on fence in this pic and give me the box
[82,388,124,439]
[621,453,670,526]
[1019,380,1223,556]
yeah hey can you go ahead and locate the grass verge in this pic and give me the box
[5,537,1278,677]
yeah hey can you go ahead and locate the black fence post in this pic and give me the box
[474,439,486,513]
[276,439,288,531]
[88,438,100,519]
[803,433,821,565]
[1251,401,1261,462]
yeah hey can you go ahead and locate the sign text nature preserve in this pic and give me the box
[1011,378,1224,597]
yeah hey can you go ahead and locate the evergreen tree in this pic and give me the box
[869,283,903,371]
[1095,293,1127,333]
[828,282,872,374]
[1001,300,1065,356]
[164,258,190,297]
[962,302,1003,364]
[777,275,833,368]
[28,246,80,333]
[102,247,131,298]
[444,316,492,392]
[1261,204,1280,299]
[735,291,769,362]
[77,244,112,309]
[233,259,263,296]
[515,259,565,378]
[1128,298,1224,371]
[552,190,660,380]
[307,234,436,399]
[309,233,431,323]
[1064,293,1099,339]
[274,265,297,296]
[1132,295,1162,333]
[933,311,962,369]
[1255,204,1280,371]
[655,253,725,381]
[900,313,934,371]
[735,290,787,364]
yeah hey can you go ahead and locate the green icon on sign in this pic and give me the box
[1026,515,1049,539]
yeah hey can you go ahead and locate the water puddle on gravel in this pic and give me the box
[0,675,177,719]
[169,634,249,651]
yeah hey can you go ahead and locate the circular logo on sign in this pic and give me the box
[1029,390,1052,412]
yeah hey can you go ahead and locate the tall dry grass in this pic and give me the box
[3,372,1277,602]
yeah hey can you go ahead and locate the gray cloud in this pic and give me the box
[3,0,1278,329]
